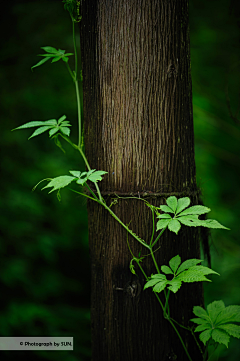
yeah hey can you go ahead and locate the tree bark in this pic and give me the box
[80,1,203,360]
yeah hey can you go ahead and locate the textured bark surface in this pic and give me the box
[80,1,203,360]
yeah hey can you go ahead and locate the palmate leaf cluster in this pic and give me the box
[31,46,74,70]
[156,196,229,235]
[41,170,108,194]
[191,301,240,348]
[144,255,219,294]
[12,115,71,139]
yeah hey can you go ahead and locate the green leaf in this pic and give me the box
[177,215,203,227]
[41,46,58,53]
[207,300,225,323]
[178,205,211,216]
[144,274,166,290]
[212,329,230,348]
[167,279,182,293]
[168,219,181,234]
[58,115,67,124]
[153,280,168,293]
[69,171,81,178]
[159,205,175,213]
[199,329,212,345]
[194,324,211,332]
[157,213,172,219]
[51,56,62,63]
[156,219,171,231]
[218,324,240,339]
[88,170,108,182]
[201,219,230,230]
[177,266,219,283]
[60,126,70,136]
[13,121,50,130]
[176,259,202,275]
[49,127,59,137]
[29,126,52,139]
[62,56,69,63]
[176,197,191,214]
[190,317,210,325]
[169,255,181,273]
[193,306,210,321]
[42,175,75,193]
[166,196,178,212]
[161,265,173,274]
[215,305,240,325]
[31,56,51,70]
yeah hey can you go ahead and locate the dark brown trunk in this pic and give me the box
[80,1,203,360]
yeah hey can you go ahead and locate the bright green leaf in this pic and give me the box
[190,317,210,325]
[49,127,59,137]
[153,280,168,293]
[176,259,202,275]
[29,126,52,139]
[166,196,178,212]
[201,219,230,230]
[178,205,211,216]
[58,115,67,124]
[169,255,181,273]
[88,170,108,182]
[176,197,191,214]
[69,171,81,178]
[159,205,175,213]
[62,56,69,63]
[157,214,172,219]
[161,265,173,274]
[51,56,62,63]
[156,219,171,231]
[168,219,181,234]
[60,126,70,136]
[167,279,182,293]
[42,175,75,193]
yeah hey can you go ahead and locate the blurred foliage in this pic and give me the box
[0,0,239,360]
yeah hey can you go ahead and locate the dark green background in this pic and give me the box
[0,1,239,360]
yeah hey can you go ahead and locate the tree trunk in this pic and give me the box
[80,1,203,360]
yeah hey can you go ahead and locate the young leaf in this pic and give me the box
[202,219,230,230]
[157,213,172,219]
[153,280,168,293]
[49,128,59,137]
[192,306,210,321]
[215,305,240,324]
[13,120,54,130]
[166,196,178,212]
